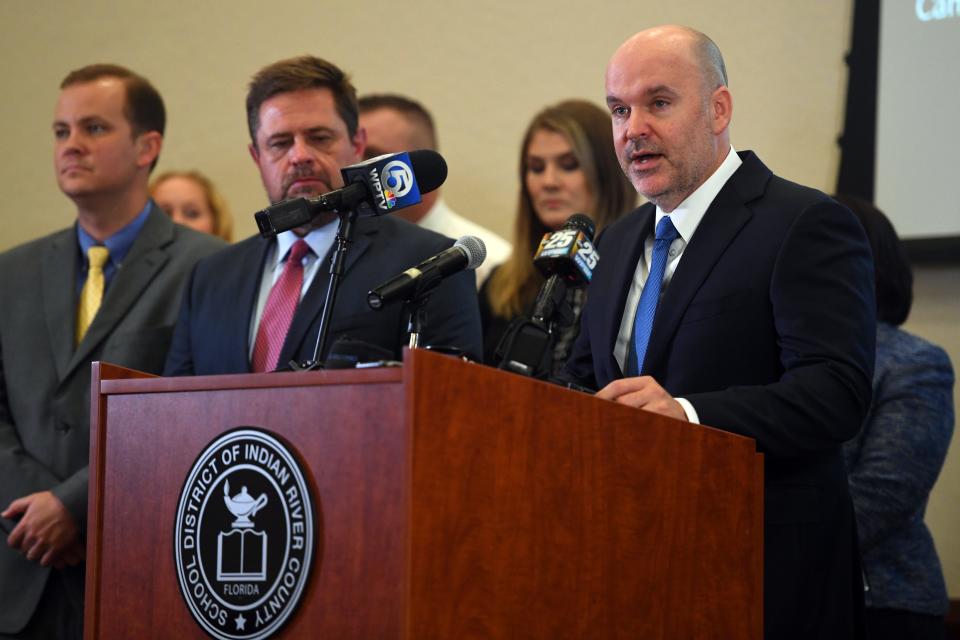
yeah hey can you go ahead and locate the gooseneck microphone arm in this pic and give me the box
[404,293,430,350]
[287,209,359,371]
[315,210,357,368]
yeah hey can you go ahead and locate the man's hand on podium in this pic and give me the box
[3,490,85,569]
[596,375,688,422]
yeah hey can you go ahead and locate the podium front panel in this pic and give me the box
[404,352,762,639]
[89,371,409,638]
[87,355,762,639]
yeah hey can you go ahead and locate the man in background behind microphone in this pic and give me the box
[359,94,511,287]
[164,56,481,376]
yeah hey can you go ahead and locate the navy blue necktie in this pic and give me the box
[630,215,679,375]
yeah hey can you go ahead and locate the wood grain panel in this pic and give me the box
[86,351,762,639]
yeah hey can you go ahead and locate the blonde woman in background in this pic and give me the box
[479,99,636,370]
[150,170,234,242]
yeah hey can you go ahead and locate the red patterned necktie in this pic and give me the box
[251,239,310,372]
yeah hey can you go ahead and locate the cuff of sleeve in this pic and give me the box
[676,397,700,424]
[50,466,89,533]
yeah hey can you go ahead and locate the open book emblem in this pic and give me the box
[217,481,268,581]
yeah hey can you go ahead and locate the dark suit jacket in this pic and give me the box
[0,206,225,633]
[163,215,482,376]
[566,152,876,639]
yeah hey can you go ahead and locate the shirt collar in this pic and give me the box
[76,200,153,265]
[418,197,448,227]
[273,219,339,267]
[655,145,742,242]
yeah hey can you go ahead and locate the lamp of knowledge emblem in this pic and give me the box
[174,429,316,640]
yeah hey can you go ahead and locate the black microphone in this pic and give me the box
[254,149,448,237]
[496,214,599,378]
[530,213,597,324]
[367,236,487,309]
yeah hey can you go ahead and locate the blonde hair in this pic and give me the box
[486,100,636,318]
[150,170,234,242]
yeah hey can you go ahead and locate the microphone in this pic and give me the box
[496,214,599,378]
[254,149,448,237]
[530,213,597,324]
[367,236,487,309]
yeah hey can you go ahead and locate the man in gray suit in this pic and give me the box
[0,65,224,638]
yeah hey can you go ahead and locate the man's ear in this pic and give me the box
[136,131,163,169]
[248,142,260,164]
[711,86,733,135]
[351,126,367,162]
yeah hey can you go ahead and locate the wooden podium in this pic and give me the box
[85,349,763,639]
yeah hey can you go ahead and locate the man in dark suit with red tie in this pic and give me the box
[565,26,875,639]
[164,56,480,376]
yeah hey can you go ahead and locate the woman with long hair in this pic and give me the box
[480,99,635,371]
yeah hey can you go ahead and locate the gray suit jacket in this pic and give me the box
[0,206,224,633]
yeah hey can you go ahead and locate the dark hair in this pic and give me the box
[833,194,913,325]
[246,55,358,144]
[358,93,437,149]
[60,64,166,137]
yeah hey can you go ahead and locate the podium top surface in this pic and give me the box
[93,351,759,453]
[94,360,403,395]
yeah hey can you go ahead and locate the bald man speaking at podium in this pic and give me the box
[565,26,875,639]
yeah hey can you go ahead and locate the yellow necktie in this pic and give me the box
[76,246,110,344]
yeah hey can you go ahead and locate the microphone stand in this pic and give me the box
[495,277,575,379]
[289,209,359,371]
[403,294,431,350]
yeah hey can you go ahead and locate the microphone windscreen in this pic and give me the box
[454,236,487,270]
[408,149,448,194]
[564,213,596,239]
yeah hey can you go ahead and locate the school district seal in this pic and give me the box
[174,428,315,639]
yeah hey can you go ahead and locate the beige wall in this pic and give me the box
[2,0,958,595]
[0,1,851,246]
[907,267,960,597]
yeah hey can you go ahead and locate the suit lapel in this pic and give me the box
[227,237,272,373]
[40,229,80,382]
[278,220,376,365]
[599,206,654,378]
[641,152,770,374]
[66,208,173,377]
